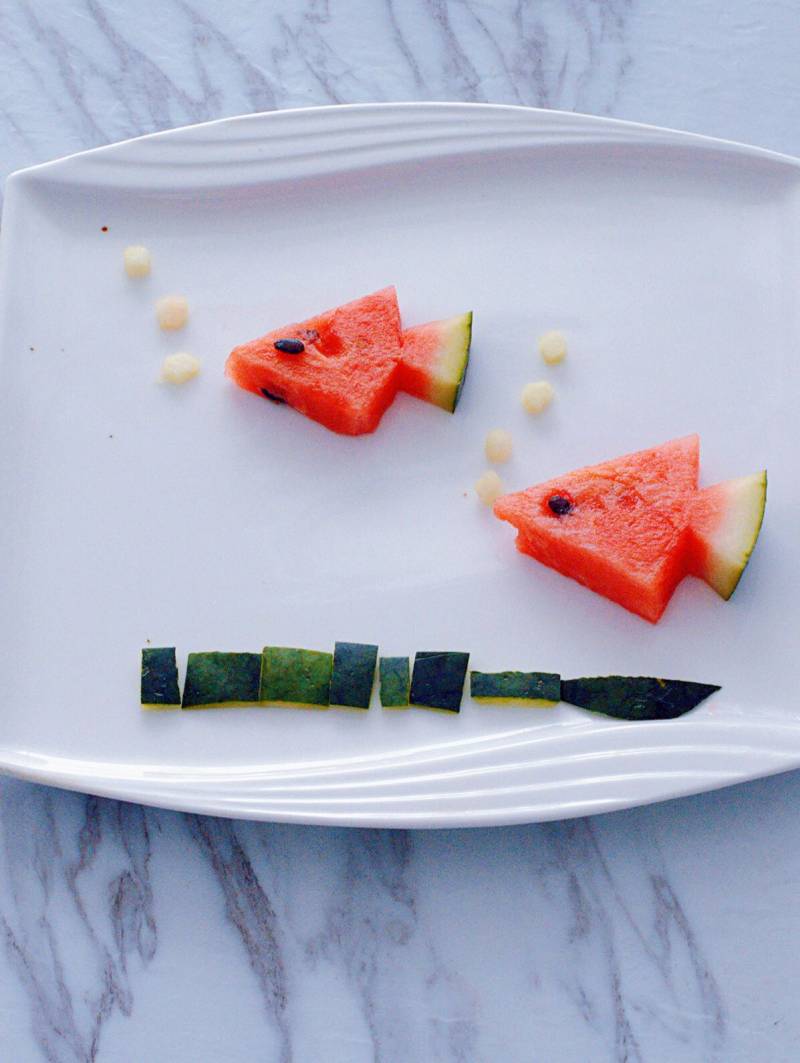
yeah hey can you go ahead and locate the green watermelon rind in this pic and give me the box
[379,656,411,708]
[260,646,333,709]
[181,652,262,709]
[409,651,470,712]
[470,670,560,706]
[141,647,181,709]
[329,641,379,710]
[560,676,721,720]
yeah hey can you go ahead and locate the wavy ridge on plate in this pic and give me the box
[11,103,800,191]
[2,715,799,825]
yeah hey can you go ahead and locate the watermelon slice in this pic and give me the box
[493,438,765,623]
[226,287,403,435]
[399,312,472,413]
[686,472,767,599]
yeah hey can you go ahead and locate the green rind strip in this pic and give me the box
[470,670,560,705]
[410,651,470,712]
[472,697,554,706]
[329,642,379,709]
[141,647,181,708]
[560,676,721,720]
[181,652,262,709]
[379,656,410,707]
[260,646,333,708]
[448,311,472,413]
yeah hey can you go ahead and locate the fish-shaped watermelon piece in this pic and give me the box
[493,436,766,622]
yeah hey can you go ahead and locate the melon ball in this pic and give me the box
[123,245,151,278]
[521,380,555,414]
[156,295,189,330]
[475,470,504,506]
[160,352,201,384]
[485,428,513,464]
[539,330,567,365]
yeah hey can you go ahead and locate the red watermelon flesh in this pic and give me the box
[493,437,765,623]
[591,434,699,509]
[225,287,402,435]
[497,466,692,622]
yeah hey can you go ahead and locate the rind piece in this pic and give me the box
[470,670,560,705]
[329,642,379,709]
[687,471,767,599]
[379,657,411,708]
[410,651,470,712]
[260,647,333,708]
[560,676,720,720]
[399,312,472,412]
[141,647,181,709]
[181,652,262,709]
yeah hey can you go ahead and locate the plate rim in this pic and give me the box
[6,100,800,190]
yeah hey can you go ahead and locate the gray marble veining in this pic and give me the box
[0,0,644,186]
[2,2,800,1061]
[6,772,800,1061]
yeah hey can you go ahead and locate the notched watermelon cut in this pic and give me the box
[226,287,403,435]
[399,312,472,413]
[494,437,765,622]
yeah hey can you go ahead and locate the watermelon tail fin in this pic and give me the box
[399,312,472,413]
[689,471,767,599]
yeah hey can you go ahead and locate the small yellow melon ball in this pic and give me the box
[475,470,504,506]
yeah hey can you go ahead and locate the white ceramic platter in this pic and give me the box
[1,103,798,826]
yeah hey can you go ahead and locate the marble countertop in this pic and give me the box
[2,2,800,1060]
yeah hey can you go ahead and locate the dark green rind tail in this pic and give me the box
[560,676,720,720]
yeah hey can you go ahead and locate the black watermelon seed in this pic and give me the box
[274,338,305,354]
[548,494,573,516]
[260,388,287,404]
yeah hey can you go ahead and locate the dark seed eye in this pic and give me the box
[548,494,573,515]
[273,338,305,354]
[260,388,287,404]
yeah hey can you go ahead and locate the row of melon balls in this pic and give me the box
[123,244,201,384]
[475,330,567,506]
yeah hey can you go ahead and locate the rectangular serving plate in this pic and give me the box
[0,103,798,826]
